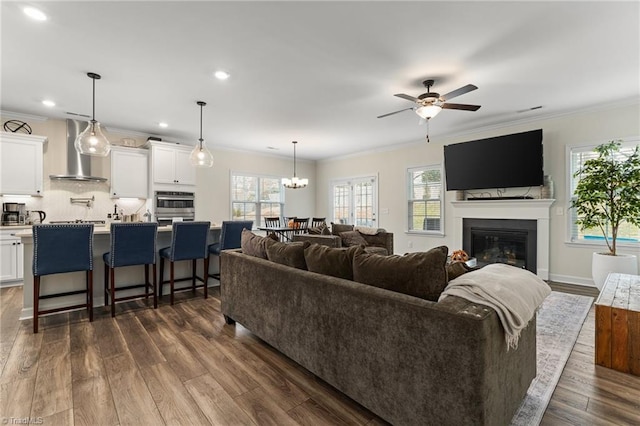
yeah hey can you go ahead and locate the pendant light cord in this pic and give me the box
[293,141,297,177]
[91,76,96,123]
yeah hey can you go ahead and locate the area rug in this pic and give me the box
[510,291,593,425]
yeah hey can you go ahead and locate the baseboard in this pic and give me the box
[548,273,596,288]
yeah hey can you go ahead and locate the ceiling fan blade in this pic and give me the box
[377,107,414,118]
[440,84,477,101]
[394,93,419,102]
[442,103,481,111]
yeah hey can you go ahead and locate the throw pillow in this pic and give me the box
[240,229,276,259]
[331,223,354,236]
[304,244,364,280]
[266,241,310,270]
[353,246,448,301]
[447,261,472,281]
[308,222,329,235]
[339,230,368,247]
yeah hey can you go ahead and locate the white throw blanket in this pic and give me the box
[354,226,384,235]
[438,263,552,349]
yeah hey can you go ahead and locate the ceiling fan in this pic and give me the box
[378,79,481,120]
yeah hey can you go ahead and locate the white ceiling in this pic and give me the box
[1,1,639,160]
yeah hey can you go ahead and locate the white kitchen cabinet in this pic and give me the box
[0,230,23,284]
[110,146,148,198]
[0,132,47,196]
[147,141,196,187]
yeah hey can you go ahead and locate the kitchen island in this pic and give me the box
[16,224,221,320]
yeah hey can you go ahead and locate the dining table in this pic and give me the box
[256,226,297,242]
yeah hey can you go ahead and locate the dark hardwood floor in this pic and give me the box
[1,282,638,425]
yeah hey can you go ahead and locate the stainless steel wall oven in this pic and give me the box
[154,191,195,226]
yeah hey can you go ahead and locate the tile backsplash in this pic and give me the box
[2,179,149,223]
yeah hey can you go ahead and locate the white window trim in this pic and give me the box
[406,164,445,236]
[230,170,286,225]
[565,139,640,248]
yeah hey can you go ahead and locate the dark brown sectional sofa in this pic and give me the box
[220,239,536,425]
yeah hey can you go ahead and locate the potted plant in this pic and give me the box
[571,140,640,289]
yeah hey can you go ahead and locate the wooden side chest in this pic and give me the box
[595,273,640,376]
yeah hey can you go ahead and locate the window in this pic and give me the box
[569,141,639,245]
[407,165,443,234]
[330,176,377,226]
[231,173,284,226]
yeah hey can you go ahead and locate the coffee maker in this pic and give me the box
[2,202,27,226]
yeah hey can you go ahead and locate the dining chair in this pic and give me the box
[264,217,281,228]
[32,223,94,333]
[311,217,327,228]
[208,220,253,280]
[158,221,210,305]
[103,222,158,317]
[293,217,309,235]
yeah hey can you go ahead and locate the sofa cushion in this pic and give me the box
[304,244,364,280]
[266,241,310,270]
[240,229,276,259]
[353,246,448,301]
[340,230,368,247]
[364,246,388,255]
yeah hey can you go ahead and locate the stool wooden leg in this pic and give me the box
[170,261,175,306]
[88,270,94,322]
[203,258,209,300]
[152,264,157,309]
[144,264,150,302]
[159,257,165,300]
[192,259,197,293]
[33,276,40,334]
[104,262,109,306]
[110,267,116,318]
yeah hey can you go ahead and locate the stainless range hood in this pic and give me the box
[49,119,108,182]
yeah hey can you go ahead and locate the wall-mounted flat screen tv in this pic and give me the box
[443,129,544,191]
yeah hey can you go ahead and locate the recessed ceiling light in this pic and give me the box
[159,122,169,128]
[42,100,55,107]
[23,7,47,21]
[214,70,230,80]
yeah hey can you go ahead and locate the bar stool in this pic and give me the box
[103,222,158,317]
[208,220,253,280]
[32,224,94,333]
[159,221,210,305]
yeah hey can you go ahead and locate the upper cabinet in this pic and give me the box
[110,146,148,198]
[147,141,196,188]
[0,132,47,196]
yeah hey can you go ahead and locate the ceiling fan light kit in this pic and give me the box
[189,101,214,168]
[283,141,308,189]
[415,104,442,119]
[74,72,111,157]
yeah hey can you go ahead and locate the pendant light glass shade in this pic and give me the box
[282,141,308,189]
[415,104,442,119]
[75,72,111,157]
[75,120,111,156]
[190,101,214,168]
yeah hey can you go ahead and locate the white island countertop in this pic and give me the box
[15,223,221,238]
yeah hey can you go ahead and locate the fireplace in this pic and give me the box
[451,199,554,279]
[463,219,537,273]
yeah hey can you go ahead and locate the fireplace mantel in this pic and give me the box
[451,199,554,279]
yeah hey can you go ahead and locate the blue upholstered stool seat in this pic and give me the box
[32,223,94,333]
[103,222,158,317]
[158,221,211,305]
[207,220,253,280]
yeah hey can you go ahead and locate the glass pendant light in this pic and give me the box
[415,104,442,119]
[282,141,308,189]
[189,101,214,168]
[75,72,111,157]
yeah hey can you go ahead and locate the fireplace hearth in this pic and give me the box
[463,218,537,274]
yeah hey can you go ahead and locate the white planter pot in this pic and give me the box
[591,252,639,290]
